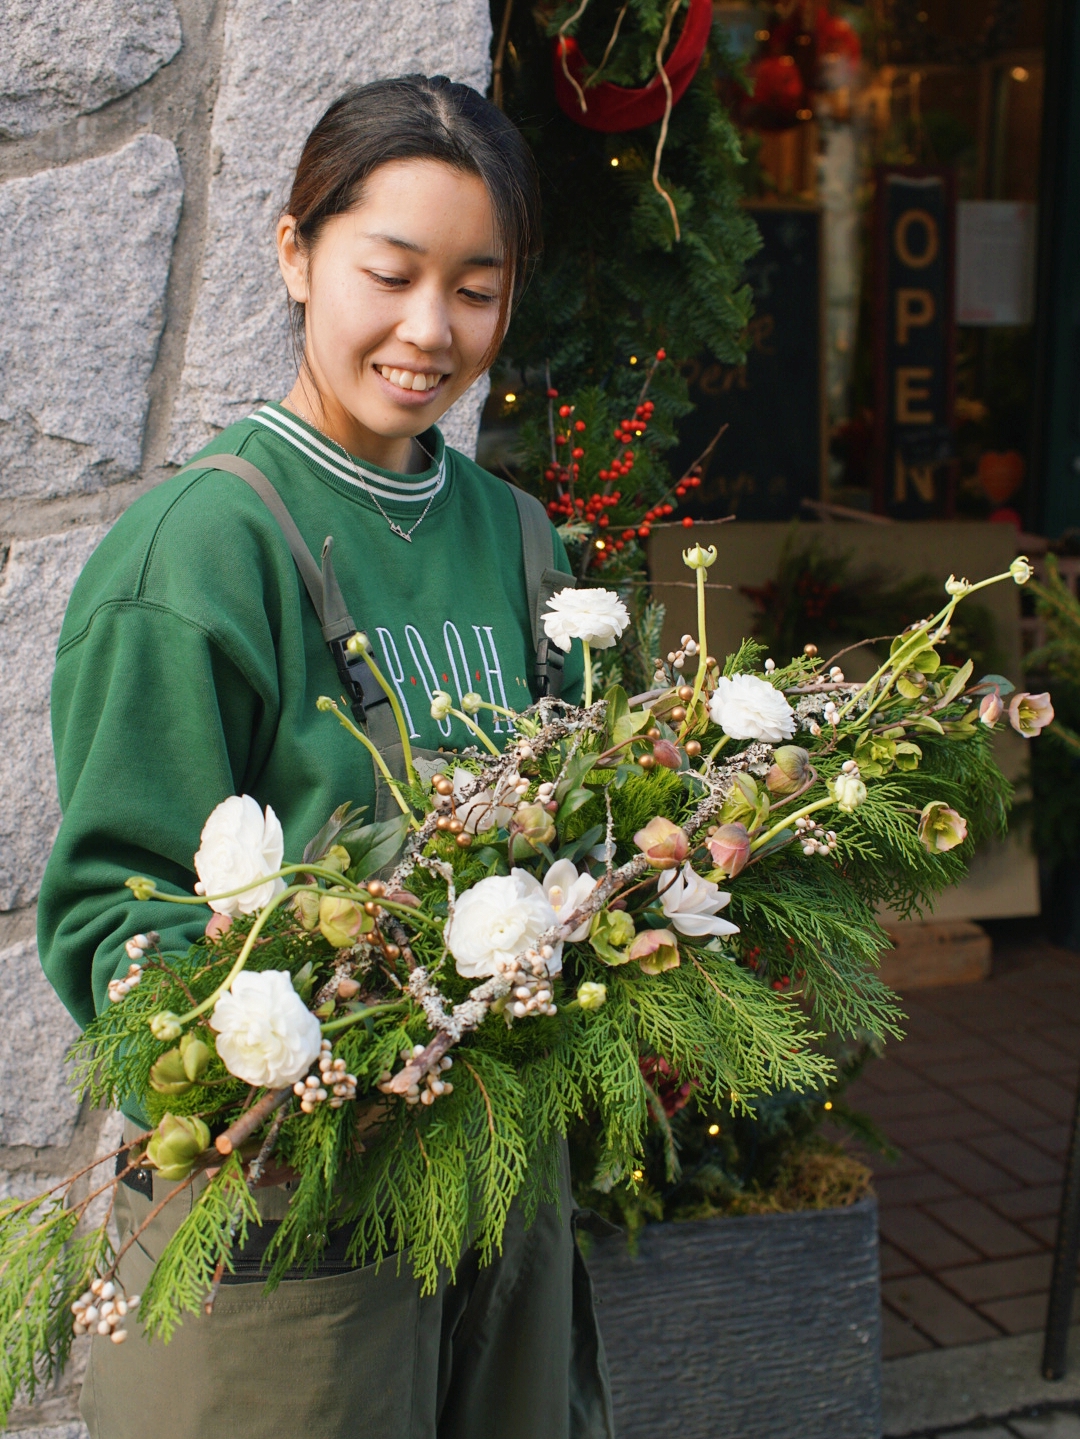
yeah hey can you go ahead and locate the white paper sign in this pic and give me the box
[956,201,1037,326]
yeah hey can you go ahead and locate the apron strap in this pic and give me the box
[506,483,577,698]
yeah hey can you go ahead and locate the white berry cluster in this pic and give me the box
[536,780,557,811]
[500,945,557,1020]
[125,931,158,962]
[107,963,143,1005]
[667,633,700,672]
[71,1278,138,1343]
[795,816,838,856]
[379,1046,455,1106]
[293,1040,358,1113]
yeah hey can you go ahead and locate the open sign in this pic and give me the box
[873,168,956,517]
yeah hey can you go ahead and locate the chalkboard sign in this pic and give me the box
[669,204,824,521]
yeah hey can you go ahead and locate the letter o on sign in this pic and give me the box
[894,209,939,268]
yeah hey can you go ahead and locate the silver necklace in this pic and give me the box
[345,435,438,543]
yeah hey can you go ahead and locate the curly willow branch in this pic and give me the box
[652,0,683,241]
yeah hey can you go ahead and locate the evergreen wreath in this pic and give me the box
[0,553,1051,1421]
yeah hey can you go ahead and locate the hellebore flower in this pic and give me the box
[542,587,630,652]
[831,773,868,813]
[430,690,453,721]
[634,816,690,869]
[447,870,562,979]
[1008,691,1054,737]
[509,803,557,859]
[658,865,740,938]
[708,674,796,743]
[146,1115,211,1181]
[766,746,812,796]
[706,823,751,878]
[917,801,969,853]
[293,890,321,931]
[628,928,681,975]
[543,859,597,941]
[682,544,718,570]
[193,795,285,916]
[210,970,323,1089]
[979,692,1004,726]
[318,894,372,948]
[149,1048,192,1096]
[1011,556,1034,584]
[589,908,637,965]
[577,982,608,1011]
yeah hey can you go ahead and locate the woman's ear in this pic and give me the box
[277,216,309,303]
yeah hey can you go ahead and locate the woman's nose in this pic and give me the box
[396,285,452,353]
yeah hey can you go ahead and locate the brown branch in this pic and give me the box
[463,1061,495,1136]
[651,0,683,240]
[491,0,515,109]
[215,1087,292,1156]
[588,2,629,85]
[557,0,594,113]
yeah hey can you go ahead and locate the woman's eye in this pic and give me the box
[369,272,408,288]
[460,288,498,304]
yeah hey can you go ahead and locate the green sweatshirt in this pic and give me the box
[39,403,582,1042]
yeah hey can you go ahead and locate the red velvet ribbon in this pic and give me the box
[552,0,713,133]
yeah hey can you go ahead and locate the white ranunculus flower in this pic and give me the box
[210,970,322,1088]
[447,869,563,979]
[658,864,740,938]
[708,674,796,743]
[453,768,515,836]
[193,795,286,916]
[542,587,630,652]
[543,858,597,941]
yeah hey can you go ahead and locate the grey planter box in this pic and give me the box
[586,1195,881,1439]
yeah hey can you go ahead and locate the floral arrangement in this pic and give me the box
[0,548,1051,1418]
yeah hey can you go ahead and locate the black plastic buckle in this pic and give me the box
[327,638,392,725]
[534,637,565,699]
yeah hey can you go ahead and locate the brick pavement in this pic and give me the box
[843,931,1080,1360]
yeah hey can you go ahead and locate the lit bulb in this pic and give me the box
[1011,65,1029,81]
[708,1123,720,1136]
[505,392,517,403]
[595,540,606,549]
[632,1169,644,1182]
[610,157,620,167]
[629,355,638,365]
[824,1100,833,1110]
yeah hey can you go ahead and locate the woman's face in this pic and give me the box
[278,158,505,469]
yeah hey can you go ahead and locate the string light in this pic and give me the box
[629,355,638,365]
[610,157,620,167]
[504,392,517,403]
[632,1168,644,1181]
[1011,66,1029,81]
[824,1100,833,1110]
[708,1123,720,1136]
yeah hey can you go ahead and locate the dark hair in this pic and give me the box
[284,74,541,370]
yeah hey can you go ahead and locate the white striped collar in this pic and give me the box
[252,405,446,505]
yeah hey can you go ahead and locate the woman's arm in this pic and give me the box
[38,600,272,1035]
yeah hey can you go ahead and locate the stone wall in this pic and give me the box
[0,3,491,1429]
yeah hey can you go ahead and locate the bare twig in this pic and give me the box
[491,0,515,109]
[215,1087,292,1156]
[651,0,683,240]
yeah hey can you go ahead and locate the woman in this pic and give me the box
[39,76,608,1439]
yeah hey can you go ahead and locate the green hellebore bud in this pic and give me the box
[149,1047,192,1095]
[765,746,811,796]
[719,771,758,825]
[320,844,352,875]
[461,691,483,715]
[577,981,608,1012]
[319,894,372,948]
[125,876,157,902]
[627,928,681,975]
[589,908,637,965]
[146,1114,211,1181]
[430,690,453,721]
[509,803,556,860]
[149,1011,183,1042]
[180,1031,212,1082]
[345,631,370,657]
[293,890,321,931]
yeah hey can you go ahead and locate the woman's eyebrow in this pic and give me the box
[363,232,503,267]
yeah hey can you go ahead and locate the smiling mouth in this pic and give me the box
[374,364,446,394]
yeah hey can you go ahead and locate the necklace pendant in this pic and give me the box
[389,521,412,542]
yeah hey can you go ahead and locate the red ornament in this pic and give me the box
[682,516,694,528]
[744,53,806,130]
[552,0,712,133]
